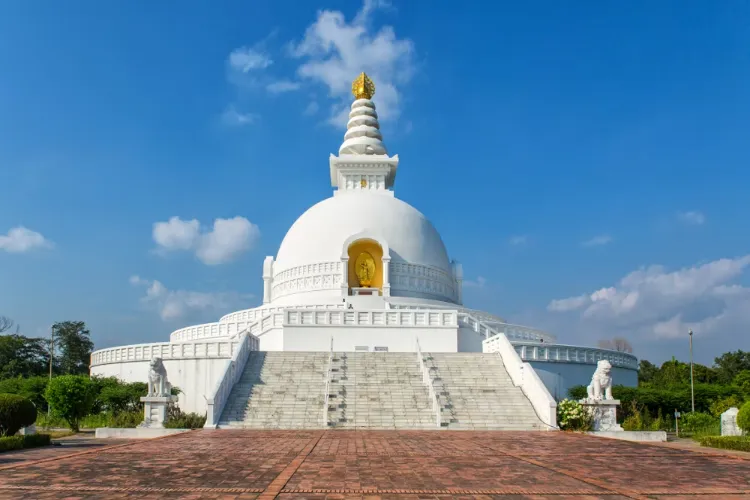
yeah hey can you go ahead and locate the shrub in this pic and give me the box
[680,412,718,433]
[0,393,37,437]
[0,434,51,453]
[164,405,205,429]
[738,401,750,433]
[567,385,587,400]
[699,436,750,452]
[45,375,95,432]
[556,399,592,431]
[710,395,745,417]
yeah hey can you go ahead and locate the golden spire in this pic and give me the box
[352,72,375,100]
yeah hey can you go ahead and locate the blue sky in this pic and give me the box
[1,0,749,365]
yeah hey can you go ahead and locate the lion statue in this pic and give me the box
[586,359,614,401]
[147,357,171,397]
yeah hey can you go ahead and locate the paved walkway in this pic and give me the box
[0,430,749,499]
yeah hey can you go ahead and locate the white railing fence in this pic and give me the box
[284,309,457,328]
[415,337,442,428]
[463,314,557,430]
[204,332,259,428]
[91,339,240,366]
[511,341,639,370]
[321,336,334,428]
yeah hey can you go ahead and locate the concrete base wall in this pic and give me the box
[95,428,190,439]
[589,431,667,442]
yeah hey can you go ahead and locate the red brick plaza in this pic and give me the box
[1,430,749,499]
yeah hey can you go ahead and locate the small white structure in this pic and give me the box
[581,361,666,441]
[139,358,176,428]
[586,360,614,401]
[721,407,744,437]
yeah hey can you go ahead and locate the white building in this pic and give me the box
[91,73,637,429]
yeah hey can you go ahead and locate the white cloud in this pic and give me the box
[130,276,251,321]
[152,216,260,265]
[678,210,706,225]
[288,0,415,126]
[547,255,750,340]
[228,46,272,73]
[582,235,612,247]
[221,106,259,126]
[0,226,53,253]
[464,276,487,288]
[509,235,528,246]
[266,80,301,93]
[547,295,589,312]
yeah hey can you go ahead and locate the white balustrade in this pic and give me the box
[511,341,639,370]
[415,338,442,428]
[90,339,242,367]
[284,309,458,328]
[204,332,259,428]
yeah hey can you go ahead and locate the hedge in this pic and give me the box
[0,434,52,453]
[699,436,750,452]
[0,393,37,437]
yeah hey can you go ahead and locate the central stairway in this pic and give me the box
[217,351,546,430]
[326,352,436,429]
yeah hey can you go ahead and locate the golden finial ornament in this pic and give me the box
[352,72,375,100]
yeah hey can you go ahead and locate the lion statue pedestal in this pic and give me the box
[579,360,623,432]
[139,357,177,429]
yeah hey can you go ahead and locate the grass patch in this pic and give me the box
[46,430,76,439]
[0,434,52,453]
[699,435,750,452]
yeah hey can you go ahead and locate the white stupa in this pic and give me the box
[91,73,638,428]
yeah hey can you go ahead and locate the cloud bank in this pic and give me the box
[152,216,259,265]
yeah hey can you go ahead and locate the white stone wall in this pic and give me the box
[91,357,229,415]
[281,325,458,352]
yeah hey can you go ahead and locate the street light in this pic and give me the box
[689,329,695,413]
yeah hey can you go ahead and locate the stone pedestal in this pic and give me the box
[721,407,744,436]
[580,399,624,432]
[19,424,36,435]
[139,395,177,429]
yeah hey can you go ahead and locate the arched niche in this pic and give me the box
[347,238,384,291]
[341,231,391,296]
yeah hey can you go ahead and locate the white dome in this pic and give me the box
[274,192,452,277]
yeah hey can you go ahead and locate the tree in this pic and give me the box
[0,316,17,333]
[52,321,94,375]
[638,360,659,384]
[45,375,95,431]
[0,334,49,378]
[597,337,633,353]
[714,350,750,384]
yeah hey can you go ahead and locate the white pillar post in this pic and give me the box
[262,257,274,304]
[382,256,391,297]
[452,260,464,305]
[340,258,349,298]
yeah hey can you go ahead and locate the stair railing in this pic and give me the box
[459,312,558,430]
[415,337,441,428]
[204,331,258,428]
[321,336,334,428]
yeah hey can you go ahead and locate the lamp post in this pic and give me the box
[689,329,695,413]
[48,325,54,417]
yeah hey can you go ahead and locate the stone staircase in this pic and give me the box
[217,350,545,431]
[325,352,437,429]
[218,351,328,429]
[426,352,544,430]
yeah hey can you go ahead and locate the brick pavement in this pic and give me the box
[0,429,748,499]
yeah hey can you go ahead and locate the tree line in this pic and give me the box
[0,316,94,379]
